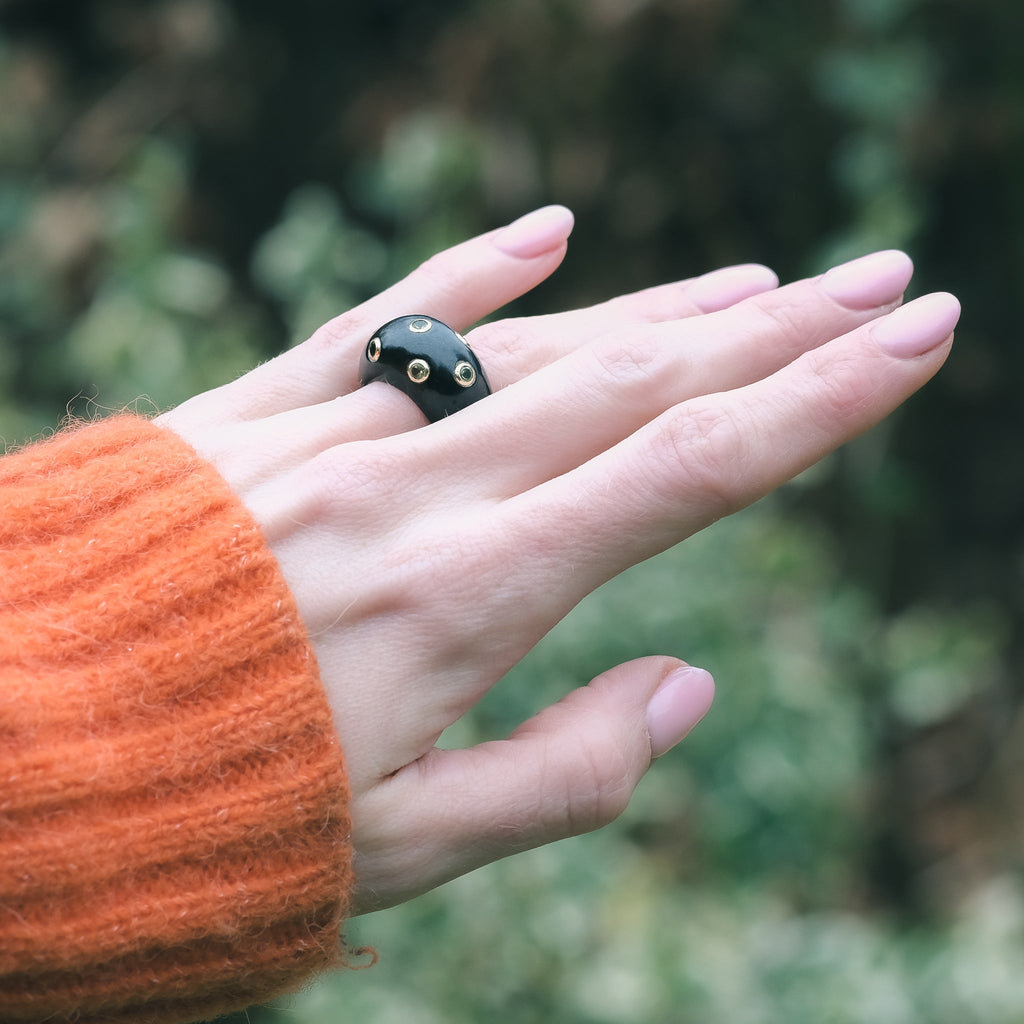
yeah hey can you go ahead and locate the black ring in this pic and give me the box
[358,315,491,422]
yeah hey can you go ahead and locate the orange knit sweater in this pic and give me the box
[0,416,354,1023]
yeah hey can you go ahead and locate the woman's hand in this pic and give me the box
[158,207,959,913]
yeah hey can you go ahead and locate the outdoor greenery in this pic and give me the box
[2,0,1024,1020]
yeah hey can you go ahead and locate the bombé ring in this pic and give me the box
[358,315,491,422]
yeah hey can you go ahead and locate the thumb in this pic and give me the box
[350,657,714,913]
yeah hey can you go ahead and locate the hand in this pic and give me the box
[158,206,959,912]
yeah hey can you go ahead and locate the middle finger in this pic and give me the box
[463,262,780,392]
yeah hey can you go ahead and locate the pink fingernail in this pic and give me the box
[686,264,779,312]
[646,666,715,759]
[492,205,575,259]
[872,292,961,358]
[820,250,914,310]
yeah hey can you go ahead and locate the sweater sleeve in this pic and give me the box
[0,415,354,1024]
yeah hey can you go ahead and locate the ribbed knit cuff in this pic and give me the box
[0,416,354,1023]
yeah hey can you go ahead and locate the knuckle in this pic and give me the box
[311,308,369,354]
[565,741,635,835]
[586,331,669,400]
[654,402,751,516]
[718,292,809,359]
[602,282,694,323]
[468,320,532,381]
[757,296,806,339]
[301,441,409,523]
[806,349,872,429]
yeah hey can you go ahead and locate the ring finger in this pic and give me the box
[181,261,782,489]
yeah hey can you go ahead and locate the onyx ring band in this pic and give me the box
[358,315,492,422]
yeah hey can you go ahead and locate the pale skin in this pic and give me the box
[157,205,960,915]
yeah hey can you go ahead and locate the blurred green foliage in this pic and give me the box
[2,0,1024,1020]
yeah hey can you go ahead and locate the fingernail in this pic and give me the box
[646,666,715,759]
[872,292,961,358]
[493,205,575,259]
[820,250,914,310]
[687,264,779,312]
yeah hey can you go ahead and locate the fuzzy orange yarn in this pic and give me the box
[0,416,354,1023]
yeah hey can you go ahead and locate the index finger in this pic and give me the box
[499,291,960,610]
